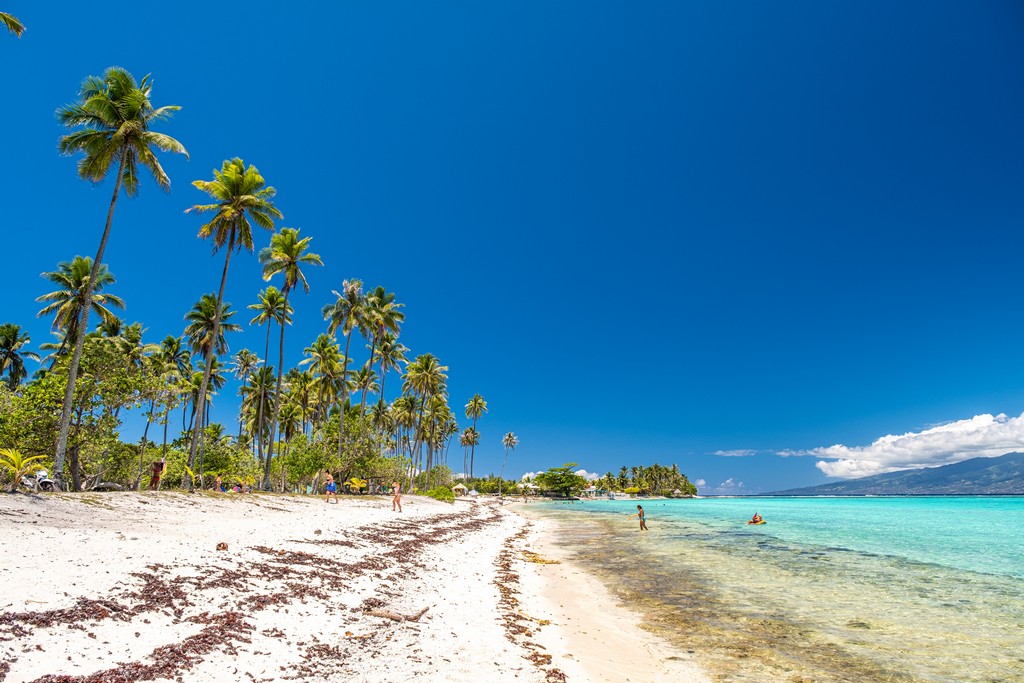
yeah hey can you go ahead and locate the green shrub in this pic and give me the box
[424,486,455,504]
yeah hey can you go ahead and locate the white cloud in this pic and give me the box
[712,449,758,457]
[703,477,746,494]
[520,471,544,481]
[574,469,600,481]
[694,479,706,486]
[791,412,1024,479]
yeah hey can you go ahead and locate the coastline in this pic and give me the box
[0,492,709,683]
[509,503,710,683]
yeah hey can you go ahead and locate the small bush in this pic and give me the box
[424,486,455,504]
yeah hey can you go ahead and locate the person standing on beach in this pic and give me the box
[628,504,648,531]
[325,474,338,504]
[392,480,402,512]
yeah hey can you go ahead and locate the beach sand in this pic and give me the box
[0,492,709,683]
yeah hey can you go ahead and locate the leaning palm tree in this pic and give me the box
[322,279,364,459]
[258,227,322,489]
[465,394,487,479]
[36,257,124,357]
[0,12,24,37]
[0,323,39,390]
[499,431,519,498]
[52,67,187,488]
[184,158,281,485]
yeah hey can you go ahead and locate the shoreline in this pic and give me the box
[0,492,710,683]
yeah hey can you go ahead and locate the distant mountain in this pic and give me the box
[767,452,1024,496]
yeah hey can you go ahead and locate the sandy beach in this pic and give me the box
[0,493,708,683]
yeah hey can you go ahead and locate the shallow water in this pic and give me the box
[530,497,1024,682]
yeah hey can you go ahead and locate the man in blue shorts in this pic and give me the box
[325,473,338,504]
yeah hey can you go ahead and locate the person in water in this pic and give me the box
[628,504,648,531]
[750,512,763,524]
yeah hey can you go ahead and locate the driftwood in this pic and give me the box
[364,606,429,622]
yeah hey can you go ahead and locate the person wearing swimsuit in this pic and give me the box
[392,480,402,512]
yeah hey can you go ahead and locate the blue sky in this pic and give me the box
[3,1,1024,493]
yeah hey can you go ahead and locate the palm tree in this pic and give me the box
[184,158,281,484]
[240,366,276,457]
[0,324,40,390]
[353,365,379,410]
[459,427,479,483]
[359,286,404,416]
[248,286,290,466]
[258,227,322,489]
[0,11,23,37]
[299,333,342,428]
[184,294,241,359]
[36,257,125,358]
[499,432,519,498]
[322,279,364,459]
[231,349,260,442]
[53,67,187,488]
[373,332,408,407]
[403,354,448,478]
[464,394,487,479]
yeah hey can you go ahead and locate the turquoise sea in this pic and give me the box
[528,497,1024,682]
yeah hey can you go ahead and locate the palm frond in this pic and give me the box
[0,12,25,38]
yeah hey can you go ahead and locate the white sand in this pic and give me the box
[0,492,709,683]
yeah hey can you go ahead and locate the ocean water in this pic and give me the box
[528,497,1024,682]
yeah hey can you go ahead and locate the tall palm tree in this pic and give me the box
[248,286,290,467]
[358,286,404,416]
[53,67,187,488]
[36,257,125,358]
[403,354,448,478]
[459,427,479,482]
[464,394,487,479]
[184,158,281,484]
[0,324,39,390]
[0,12,24,37]
[258,227,322,489]
[231,349,260,442]
[499,431,519,498]
[322,279,364,459]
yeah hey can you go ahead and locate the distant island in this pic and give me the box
[767,452,1024,495]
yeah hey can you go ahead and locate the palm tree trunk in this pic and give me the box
[237,369,249,444]
[469,416,478,479]
[52,153,127,489]
[256,324,271,474]
[263,288,290,490]
[185,233,235,487]
[336,329,354,460]
[359,335,377,417]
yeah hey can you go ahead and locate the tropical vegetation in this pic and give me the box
[0,65,699,500]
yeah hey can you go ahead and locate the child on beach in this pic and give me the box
[392,480,402,512]
[325,474,338,504]
[628,504,648,531]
